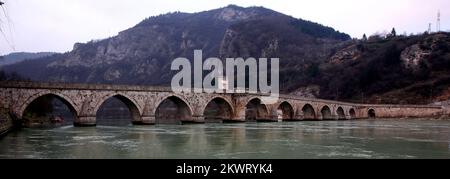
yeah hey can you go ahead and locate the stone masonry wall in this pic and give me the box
[0,107,13,137]
[356,105,444,119]
[0,81,448,127]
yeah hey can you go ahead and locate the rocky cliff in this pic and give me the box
[314,32,450,104]
[4,5,450,104]
[4,5,349,86]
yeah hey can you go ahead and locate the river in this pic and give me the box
[1,119,449,159]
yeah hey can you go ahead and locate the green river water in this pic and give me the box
[1,120,449,159]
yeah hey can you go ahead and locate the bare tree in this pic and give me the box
[362,34,368,41]
[0,1,15,52]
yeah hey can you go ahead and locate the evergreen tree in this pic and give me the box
[362,34,368,41]
[391,28,397,37]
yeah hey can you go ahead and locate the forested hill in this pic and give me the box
[4,5,450,104]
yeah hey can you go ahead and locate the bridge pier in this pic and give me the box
[290,111,306,121]
[289,114,304,121]
[133,116,156,125]
[332,114,339,120]
[345,115,352,120]
[223,117,246,123]
[223,108,246,123]
[0,108,14,137]
[181,116,205,124]
[257,111,281,122]
[317,114,339,121]
[75,116,97,127]
[257,118,279,122]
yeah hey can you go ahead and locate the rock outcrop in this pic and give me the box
[5,5,349,87]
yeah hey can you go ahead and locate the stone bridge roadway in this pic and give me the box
[0,82,446,126]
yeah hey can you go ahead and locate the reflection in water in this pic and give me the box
[1,120,450,159]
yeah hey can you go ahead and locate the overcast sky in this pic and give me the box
[0,0,449,55]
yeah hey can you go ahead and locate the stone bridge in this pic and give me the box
[0,82,446,127]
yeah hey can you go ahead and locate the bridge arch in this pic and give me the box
[20,93,79,126]
[155,95,193,124]
[302,104,316,120]
[19,92,79,119]
[245,97,269,121]
[349,108,356,119]
[203,97,234,122]
[320,105,333,120]
[368,109,376,118]
[95,94,142,125]
[337,107,346,120]
[278,101,294,120]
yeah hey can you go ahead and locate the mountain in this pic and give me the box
[311,32,450,104]
[3,5,349,85]
[5,5,450,104]
[0,52,57,66]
